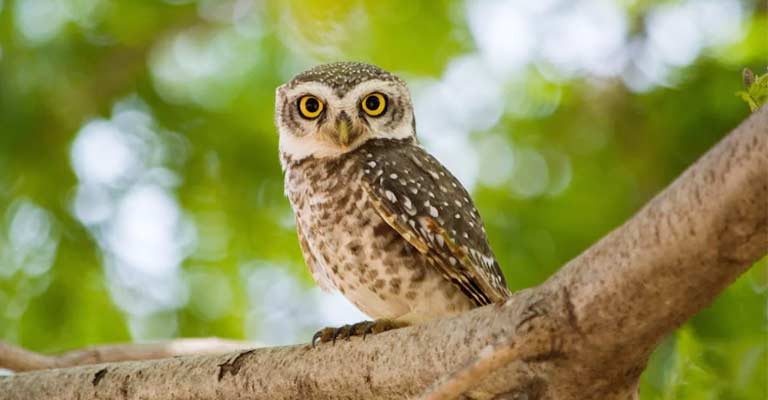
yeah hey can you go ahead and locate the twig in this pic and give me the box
[419,340,523,400]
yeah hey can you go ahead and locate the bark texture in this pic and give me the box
[0,107,766,400]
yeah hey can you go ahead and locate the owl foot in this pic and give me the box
[311,319,409,347]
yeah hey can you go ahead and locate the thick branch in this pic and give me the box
[0,107,765,400]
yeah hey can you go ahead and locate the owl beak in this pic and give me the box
[338,118,350,146]
[335,112,358,147]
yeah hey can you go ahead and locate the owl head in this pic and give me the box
[275,62,416,164]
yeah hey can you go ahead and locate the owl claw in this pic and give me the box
[331,325,351,344]
[311,327,336,348]
[348,321,371,339]
[361,319,407,339]
[311,319,409,347]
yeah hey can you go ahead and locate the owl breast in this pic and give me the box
[284,143,474,322]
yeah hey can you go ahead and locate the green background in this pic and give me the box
[0,0,766,398]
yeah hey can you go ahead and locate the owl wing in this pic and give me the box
[360,141,511,305]
[295,218,336,292]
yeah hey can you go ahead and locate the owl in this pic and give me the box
[275,62,511,345]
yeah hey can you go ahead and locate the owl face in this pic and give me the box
[276,62,416,164]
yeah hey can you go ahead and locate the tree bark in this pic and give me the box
[0,107,766,400]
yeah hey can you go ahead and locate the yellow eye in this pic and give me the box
[361,93,387,117]
[298,95,324,119]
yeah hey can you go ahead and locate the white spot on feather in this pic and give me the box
[436,234,445,247]
[402,196,413,210]
[429,206,439,218]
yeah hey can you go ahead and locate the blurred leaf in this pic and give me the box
[736,67,768,111]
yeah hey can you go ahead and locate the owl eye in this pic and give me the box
[298,95,324,119]
[361,93,387,117]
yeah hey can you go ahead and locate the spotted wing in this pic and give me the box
[295,218,335,292]
[359,140,510,305]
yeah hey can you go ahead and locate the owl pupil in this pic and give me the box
[305,98,319,112]
[366,96,380,110]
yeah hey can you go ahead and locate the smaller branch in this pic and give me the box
[420,293,569,400]
[419,340,522,400]
[0,342,53,372]
[0,338,259,372]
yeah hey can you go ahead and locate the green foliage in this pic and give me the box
[0,1,765,398]
[642,262,768,400]
[737,67,768,111]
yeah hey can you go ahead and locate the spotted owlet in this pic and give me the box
[276,62,511,344]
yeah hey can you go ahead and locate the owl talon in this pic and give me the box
[311,327,336,348]
[348,321,371,339]
[355,321,376,339]
[331,325,352,344]
[311,319,409,346]
[361,319,407,338]
[361,322,377,339]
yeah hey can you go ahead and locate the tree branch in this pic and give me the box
[0,107,765,399]
[0,339,258,372]
[419,336,526,400]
